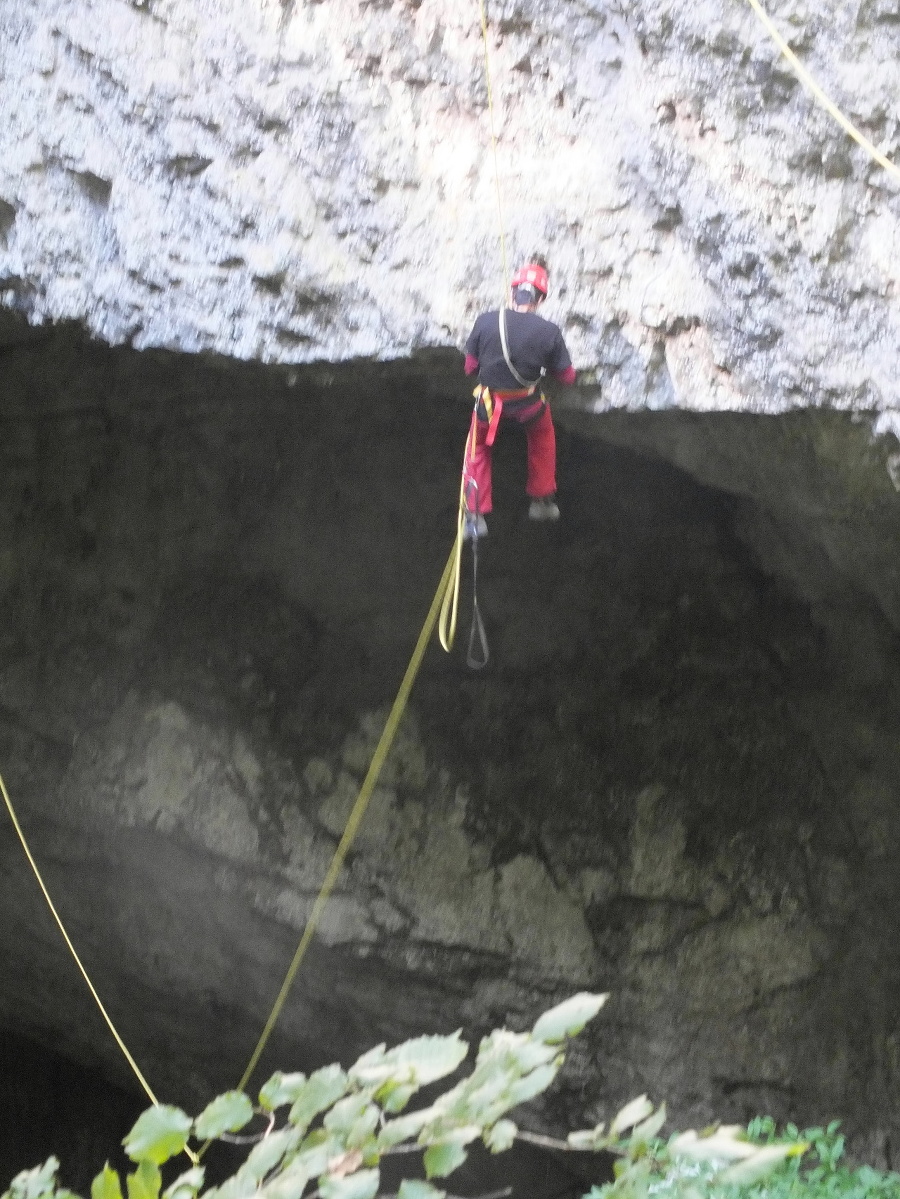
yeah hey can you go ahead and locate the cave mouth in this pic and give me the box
[2,322,900,1174]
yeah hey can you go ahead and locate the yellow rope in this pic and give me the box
[235,541,458,1092]
[438,431,474,655]
[746,0,900,185]
[1,775,165,1094]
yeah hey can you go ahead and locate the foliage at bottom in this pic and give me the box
[3,993,898,1199]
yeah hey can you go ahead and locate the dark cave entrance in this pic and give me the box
[2,322,900,1178]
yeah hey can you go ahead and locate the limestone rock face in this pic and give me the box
[2,0,900,411]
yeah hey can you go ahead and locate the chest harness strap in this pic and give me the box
[499,308,540,389]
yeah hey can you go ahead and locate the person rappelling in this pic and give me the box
[461,256,576,539]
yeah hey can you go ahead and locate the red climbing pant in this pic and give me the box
[464,398,556,515]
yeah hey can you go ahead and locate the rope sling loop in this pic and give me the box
[747,0,900,186]
[464,478,490,670]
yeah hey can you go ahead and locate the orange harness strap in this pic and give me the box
[474,384,504,446]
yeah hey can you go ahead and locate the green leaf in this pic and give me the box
[351,1034,468,1090]
[323,1094,380,1151]
[445,1079,506,1129]
[205,1176,257,1199]
[162,1167,204,1199]
[92,1167,124,1199]
[123,1107,193,1165]
[610,1095,654,1137]
[484,1120,517,1153]
[195,1092,255,1141]
[629,1104,667,1144]
[474,1029,529,1067]
[11,1160,61,1199]
[719,1143,801,1185]
[237,1129,301,1184]
[259,1073,308,1112]
[324,1093,373,1135]
[531,993,608,1044]
[424,1143,468,1180]
[318,1170,379,1199]
[420,1125,480,1149]
[567,1127,604,1151]
[126,1161,162,1199]
[380,1084,417,1114]
[505,1040,559,1075]
[348,1111,381,1151]
[289,1066,349,1130]
[376,1106,437,1150]
[397,1183,445,1199]
[258,1160,313,1199]
[293,1132,344,1179]
[348,1044,391,1086]
[670,1128,755,1163]
[504,1063,558,1106]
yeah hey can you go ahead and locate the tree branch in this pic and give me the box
[515,1130,578,1152]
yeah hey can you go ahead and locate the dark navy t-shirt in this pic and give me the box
[465,308,572,391]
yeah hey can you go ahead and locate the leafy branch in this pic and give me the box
[2,993,815,1199]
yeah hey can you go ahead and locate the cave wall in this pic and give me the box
[3,326,900,1168]
[2,0,900,415]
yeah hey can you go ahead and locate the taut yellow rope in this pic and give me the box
[747,0,900,185]
[1,773,159,1104]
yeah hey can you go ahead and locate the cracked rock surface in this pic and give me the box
[2,0,900,414]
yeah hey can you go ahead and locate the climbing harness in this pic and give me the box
[746,0,900,186]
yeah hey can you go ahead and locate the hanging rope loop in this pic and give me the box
[463,478,490,670]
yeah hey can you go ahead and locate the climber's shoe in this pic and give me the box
[463,512,488,540]
[528,496,560,521]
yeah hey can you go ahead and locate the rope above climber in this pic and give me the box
[462,256,576,539]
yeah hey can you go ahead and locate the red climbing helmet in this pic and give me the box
[511,262,549,296]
